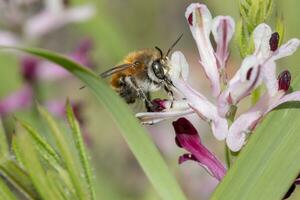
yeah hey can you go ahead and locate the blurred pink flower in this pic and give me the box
[0,0,95,45]
[173,117,226,181]
[21,39,93,82]
[24,1,95,39]
[0,85,33,116]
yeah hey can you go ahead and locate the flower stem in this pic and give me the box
[225,105,237,168]
[225,145,231,168]
[251,86,261,105]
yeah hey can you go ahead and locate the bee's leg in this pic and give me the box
[164,85,175,108]
[128,76,154,111]
[144,92,154,112]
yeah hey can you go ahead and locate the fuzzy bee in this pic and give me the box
[100,35,182,111]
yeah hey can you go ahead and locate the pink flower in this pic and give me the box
[21,39,93,82]
[185,4,234,96]
[24,0,95,39]
[136,3,300,153]
[227,70,300,151]
[173,117,226,181]
[218,24,300,117]
[0,85,33,116]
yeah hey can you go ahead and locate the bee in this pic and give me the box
[100,35,182,111]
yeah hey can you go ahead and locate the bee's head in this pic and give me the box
[147,34,183,84]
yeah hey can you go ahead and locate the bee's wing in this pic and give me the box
[100,63,134,78]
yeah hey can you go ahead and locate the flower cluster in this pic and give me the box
[0,0,95,45]
[137,3,300,180]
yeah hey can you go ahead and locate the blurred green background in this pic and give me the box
[0,0,299,199]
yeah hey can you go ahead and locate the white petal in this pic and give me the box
[231,56,261,99]
[212,16,235,69]
[272,38,300,61]
[185,3,212,36]
[169,51,189,81]
[174,80,228,140]
[262,60,278,96]
[185,3,220,96]
[136,109,194,125]
[253,23,272,59]
[266,91,300,113]
[227,111,262,152]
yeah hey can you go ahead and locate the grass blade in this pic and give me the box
[66,99,95,200]
[14,130,61,200]
[0,178,17,200]
[0,120,8,158]
[17,118,62,166]
[37,104,90,200]
[3,47,187,200]
[0,159,39,200]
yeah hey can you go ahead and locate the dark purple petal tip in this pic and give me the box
[278,70,291,91]
[178,153,198,164]
[151,98,166,112]
[269,32,280,52]
[172,118,198,136]
[246,67,253,81]
[21,57,39,82]
[188,13,193,26]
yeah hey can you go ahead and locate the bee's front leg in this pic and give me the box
[164,85,175,108]
[128,76,154,111]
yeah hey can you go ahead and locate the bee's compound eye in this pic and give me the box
[152,60,165,80]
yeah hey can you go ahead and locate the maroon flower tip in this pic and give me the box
[269,32,280,51]
[178,153,198,164]
[21,57,39,82]
[172,118,198,136]
[188,13,193,26]
[246,67,253,81]
[278,70,291,91]
[151,98,166,112]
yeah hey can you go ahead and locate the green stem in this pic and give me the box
[225,145,231,169]
[251,87,261,105]
[225,105,238,168]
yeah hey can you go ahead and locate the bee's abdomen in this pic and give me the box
[118,83,136,103]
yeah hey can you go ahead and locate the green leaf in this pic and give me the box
[17,118,62,166]
[0,177,17,200]
[37,104,90,200]
[0,120,8,158]
[14,130,62,200]
[65,99,96,200]
[0,158,39,200]
[211,77,300,199]
[1,47,187,200]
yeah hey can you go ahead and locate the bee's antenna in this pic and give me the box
[166,34,183,57]
[155,46,163,59]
